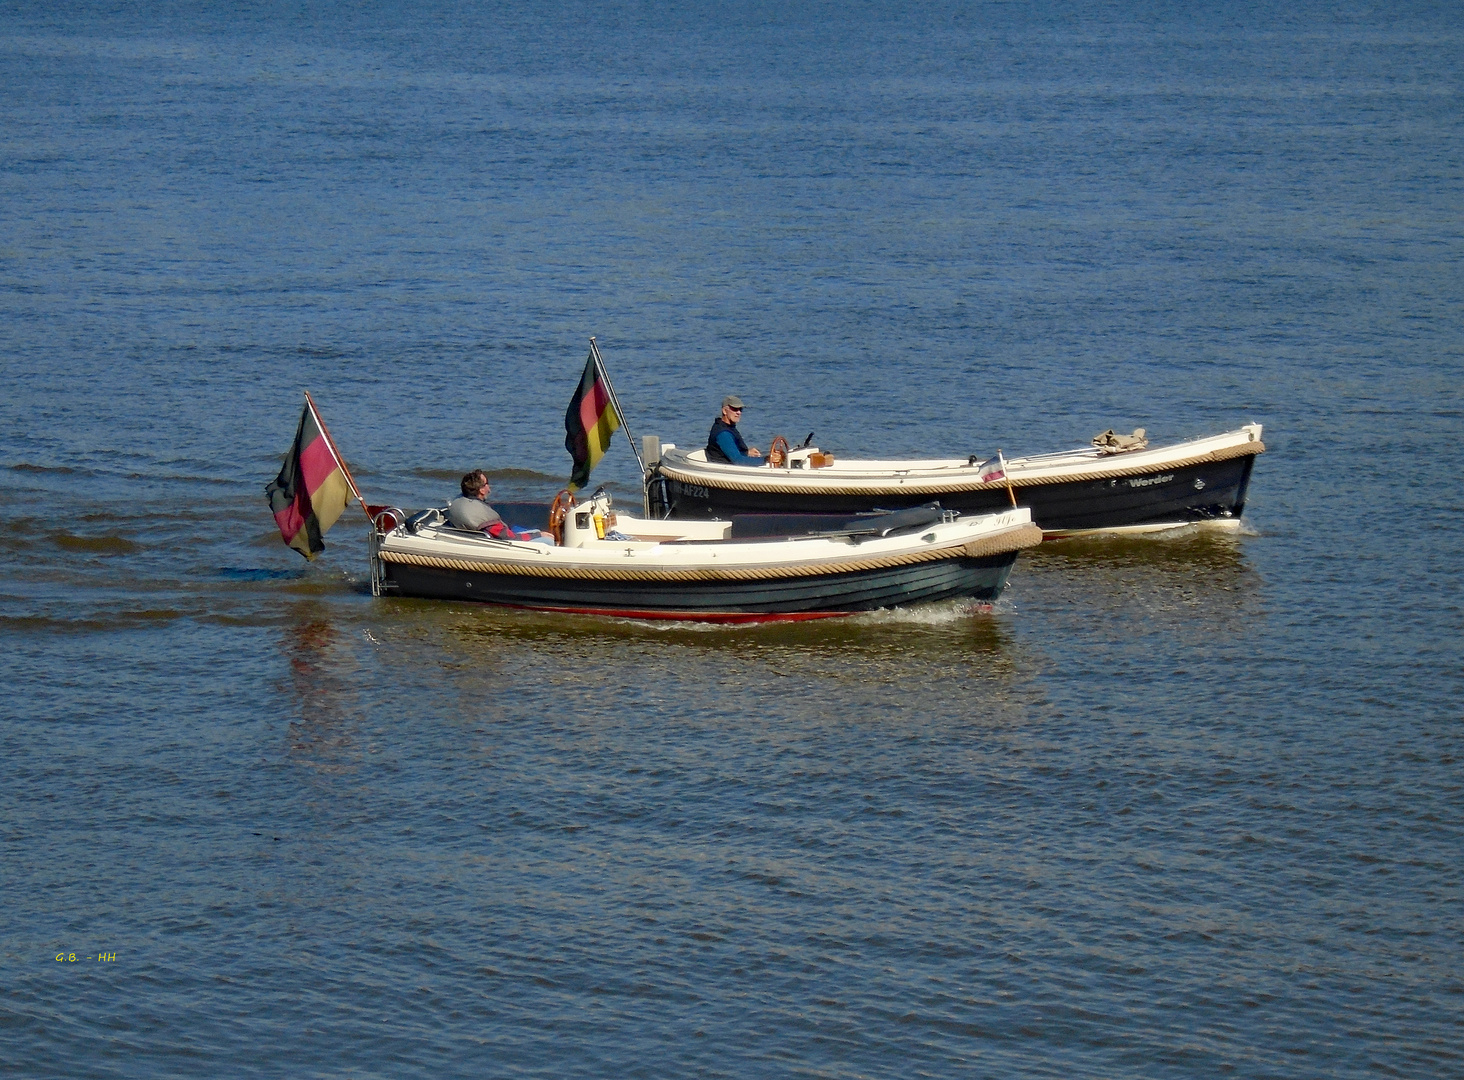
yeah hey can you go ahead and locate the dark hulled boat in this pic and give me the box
[370,492,1042,623]
[645,424,1265,539]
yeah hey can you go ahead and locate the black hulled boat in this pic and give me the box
[644,424,1265,539]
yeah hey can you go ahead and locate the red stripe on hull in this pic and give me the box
[497,602,854,624]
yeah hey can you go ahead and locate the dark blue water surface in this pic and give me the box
[4,2,1462,1077]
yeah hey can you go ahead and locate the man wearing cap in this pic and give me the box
[706,396,765,466]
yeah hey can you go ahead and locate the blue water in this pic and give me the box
[4,2,1462,1076]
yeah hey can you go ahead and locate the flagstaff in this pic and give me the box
[589,337,646,478]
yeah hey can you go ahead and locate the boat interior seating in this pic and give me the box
[404,507,446,534]
[844,502,948,542]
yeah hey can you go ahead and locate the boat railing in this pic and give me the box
[371,506,407,534]
[368,505,412,596]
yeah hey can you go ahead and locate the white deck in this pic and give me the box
[379,507,1036,575]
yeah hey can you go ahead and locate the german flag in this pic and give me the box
[564,346,622,491]
[265,394,357,560]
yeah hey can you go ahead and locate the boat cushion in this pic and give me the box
[844,502,946,540]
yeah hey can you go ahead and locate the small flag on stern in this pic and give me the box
[265,394,358,560]
[977,454,1006,484]
[564,346,623,491]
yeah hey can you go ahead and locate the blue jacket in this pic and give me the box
[706,418,764,467]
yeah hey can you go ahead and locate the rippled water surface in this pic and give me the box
[3,2,1462,1077]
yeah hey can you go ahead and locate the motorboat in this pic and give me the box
[368,489,1042,623]
[643,423,1265,539]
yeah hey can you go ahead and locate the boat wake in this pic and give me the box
[590,595,1010,633]
[846,596,1009,626]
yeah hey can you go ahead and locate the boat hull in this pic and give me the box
[661,454,1255,538]
[380,550,1021,620]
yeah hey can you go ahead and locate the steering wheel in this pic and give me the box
[769,435,790,469]
[548,489,575,545]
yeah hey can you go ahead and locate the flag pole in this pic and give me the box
[998,449,1017,507]
[304,390,374,525]
[589,337,647,478]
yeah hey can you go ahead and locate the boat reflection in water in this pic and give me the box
[1016,529,1264,683]
[375,588,1032,734]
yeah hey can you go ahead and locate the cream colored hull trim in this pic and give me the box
[1044,517,1245,539]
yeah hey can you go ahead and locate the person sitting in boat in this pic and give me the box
[448,470,555,544]
[705,395,765,466]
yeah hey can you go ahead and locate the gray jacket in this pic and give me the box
[447,495,502,531]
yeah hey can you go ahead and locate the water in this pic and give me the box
[3,2,1462,1076]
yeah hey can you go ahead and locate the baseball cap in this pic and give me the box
[722,395,745,409]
